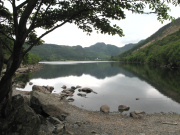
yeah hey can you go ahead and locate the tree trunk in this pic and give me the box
[0,41,3,75]
[0,41,23,103]
[0,76,12,102]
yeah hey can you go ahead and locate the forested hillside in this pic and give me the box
[114,29,180,67]
[29,42,137,61]
[111,18,180,67]
[113,18,180,57]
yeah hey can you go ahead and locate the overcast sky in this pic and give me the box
[4,1,180,47]
[37,3,180,48]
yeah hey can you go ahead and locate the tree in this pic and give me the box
[23,53,41,65]
[0,0,179,103]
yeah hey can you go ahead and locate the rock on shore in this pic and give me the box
[0,88,70,135]
[100,105,110,113]
[32,85,54,93]
[1,89,179,135]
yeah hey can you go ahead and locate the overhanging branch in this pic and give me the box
[12,0,18,36]
[0,38,13,54]
[27,0,44,33]
[16,0,28,10]
[23,7,92,56]
[23,20,69,56]
[0,31,15,41]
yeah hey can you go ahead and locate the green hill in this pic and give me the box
[112,18,180,67]
[28,42,137,61]
[125,29,180,67]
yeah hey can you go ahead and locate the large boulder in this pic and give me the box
[100,105,110,113]
[0,94,41,135]
[30,91,69,121]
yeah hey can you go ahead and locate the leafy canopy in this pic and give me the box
[1,0,178,51]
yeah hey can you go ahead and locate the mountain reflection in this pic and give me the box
[31,62,135,79]
[30,61,180,106]
[118,63,180,104]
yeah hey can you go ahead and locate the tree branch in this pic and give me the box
[0,39,4,75]
[0,38,13,54]
[0,31,15,41]
[16,0,29,10]
[23,7,92,55]
[23,20,68,56]
[43,1,53,17]
[18,0,38,38]
[12,0,18,36]
[27,0,44,33]
[127,8,156,14]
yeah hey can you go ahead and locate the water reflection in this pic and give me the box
[22,61,180,114]
[32,62,134,79]
[118,63,180,104]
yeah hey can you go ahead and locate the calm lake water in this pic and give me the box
[20,61,180,114]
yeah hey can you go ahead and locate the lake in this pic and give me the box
[20,61,180,114]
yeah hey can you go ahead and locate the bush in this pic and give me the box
[23,53,41,65]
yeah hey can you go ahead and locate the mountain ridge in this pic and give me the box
[121,17,180,56]
[28,42,138,61]
[112,18,180,67]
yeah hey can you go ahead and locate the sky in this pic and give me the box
[38,3,180,48]
[4,1,180,48]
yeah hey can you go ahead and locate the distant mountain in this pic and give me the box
[28,42,138,61]
[85,42,121,56]
[120,40,144,52]
[117,18,180,57]
[112,18,180,67]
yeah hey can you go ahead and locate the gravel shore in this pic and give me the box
[59,101,180,135]
[13,89,180,135]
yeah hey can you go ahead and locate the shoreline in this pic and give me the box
[13,89,180,115]
[13,88,180,115]
[12,89,180,135]
[9,64,180,134]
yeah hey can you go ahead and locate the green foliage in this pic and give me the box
[0,0,177,65]
[23,53,41,65]
[117,18,180,58]
[1,0,177,57]
[28,42,137,61]
[119,29,180,67]
[14,73,31,84]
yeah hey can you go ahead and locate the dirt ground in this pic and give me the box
[13,90,180,135]
[60,101,180,135]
